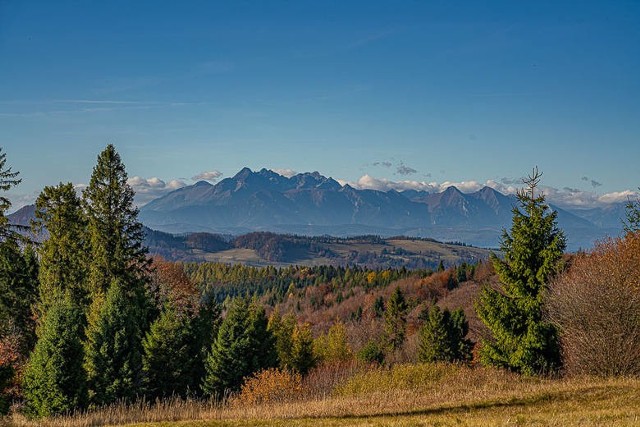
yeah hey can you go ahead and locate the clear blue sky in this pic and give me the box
[1,1,639,208]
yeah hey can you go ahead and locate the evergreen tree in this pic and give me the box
[475,168,565,375]
[267,309,295,369]
[418,306,472,363]
[33,183,88,313]
[0,240,38,352]
[84,279,144,405]
[314,321,352,363]
[142,306,193,399]
[0,148,22,242]
[623,190,640,233]
[82,144,150,298]
[246,300,278,374]
[384,287,408,351]
[202,298,251,397]
[22,296,87,418]
[290,323,315,375]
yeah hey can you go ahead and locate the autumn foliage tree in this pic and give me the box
[549,233,640,376]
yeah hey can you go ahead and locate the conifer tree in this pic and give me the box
[267,309,295,370]
[384,287,408,351]
[203,297,276,397]
[33,183,88,313]
[475,168,565,375]
[202,298,251,397]
[84,279,144,405]
[246,300,278,374]
[22,296,87,418]
[82,144,150,298]
[290,323,315,375]
[0,148,22,242]
[142,306,193,399]
[418,306,472,363]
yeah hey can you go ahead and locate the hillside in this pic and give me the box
[146,229,491,269]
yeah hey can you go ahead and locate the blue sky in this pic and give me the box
[1,1,639,209]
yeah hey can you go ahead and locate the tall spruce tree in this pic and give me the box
[84,278,144,405]
[142,305,193,399]
[82,144,150,298]
[384,287,408,351]
[22,296,87,418]
[202,298,276,397]
[33,183,89,313]
[475,168,565,375]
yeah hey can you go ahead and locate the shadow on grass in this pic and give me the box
[323,391,569,421]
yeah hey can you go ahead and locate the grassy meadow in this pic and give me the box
[7,363,639,427]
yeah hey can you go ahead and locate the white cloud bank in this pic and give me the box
[192,170,223,182]
[127,176,187,205]
[342,175,638,209]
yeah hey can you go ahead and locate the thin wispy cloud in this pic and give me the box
[396,162,417,176]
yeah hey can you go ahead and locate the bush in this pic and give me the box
[548,233,640,376]
[234,368,302,405]
[357,340,384,364]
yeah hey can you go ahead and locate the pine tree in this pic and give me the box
[475,168,565,375]
[0,240,39,352]
[33,183,88,313]
[202,298,276,397]
[418,306,472,363]
[84,279,144,405]
[384,287,408,351]
[22,296,87,418]
[0,148,22,242]
[82,144,150,298]
[290,323,315,375]
[246,300,278,374]
[267,309,295,370]
[142,306,193,399]
[202,298,251,397]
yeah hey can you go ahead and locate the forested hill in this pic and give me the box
[144,228,491,270]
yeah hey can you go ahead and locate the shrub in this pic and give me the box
[357,340,385,364]
[234,368,302,405]
[548,234,640,376]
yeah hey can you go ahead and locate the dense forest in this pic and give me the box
[0,146,639,422]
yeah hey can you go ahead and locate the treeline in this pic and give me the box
[184,262,436,304]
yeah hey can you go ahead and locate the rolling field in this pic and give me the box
[13,364,639,427]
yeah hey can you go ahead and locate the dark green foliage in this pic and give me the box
[202,298,277,397]
[290,323,315,375]
[357,340,385,364]
[373,296,385,318]
[268,309,296,370]
[33,183,88,313]
[82,144,150,298]
[624,190,640,233]
[0,148,22,242]
[0,240,38,352]
[418,306,472,363]
[142,306,193,399]
[475,169,565,375]
[384,287,408,351]
[22,297,87,418]
[84,279,144,405]
[246,300,278,373]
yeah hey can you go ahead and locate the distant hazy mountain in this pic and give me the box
[138,168,624,250]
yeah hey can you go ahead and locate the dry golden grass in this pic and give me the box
[5,364,640,427]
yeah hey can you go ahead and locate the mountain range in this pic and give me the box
[136,168,626,251]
